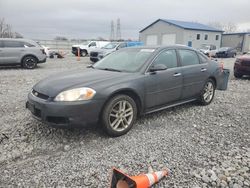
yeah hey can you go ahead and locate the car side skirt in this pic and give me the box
[144,98,197,114]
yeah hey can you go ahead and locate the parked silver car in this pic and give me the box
[0,38,47,69]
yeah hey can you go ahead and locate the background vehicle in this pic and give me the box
[234,52,250,78]
[89,41,143,63]
[199,44,217,57]
[216,47,237,58]
[0,38,47,69]
[71,41,109,57]
[26,46,228,137]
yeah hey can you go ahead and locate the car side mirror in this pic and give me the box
[149,64,167,72]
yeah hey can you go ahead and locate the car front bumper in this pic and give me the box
[38,57,47,63]
[26,92,104,127]
[234,64,250,75]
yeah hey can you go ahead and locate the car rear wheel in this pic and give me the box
[101,95,137,137]
[199,79,215,105]
[22,56,37,69]
[81,50,87,57]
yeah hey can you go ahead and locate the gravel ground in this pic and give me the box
[0,56,249,187]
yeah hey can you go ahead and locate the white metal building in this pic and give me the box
[139,19,223,49]
[222,32,250,53]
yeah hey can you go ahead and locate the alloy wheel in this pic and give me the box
[108,100,133,132]
[203,82,214,103]
[24,57,36,69]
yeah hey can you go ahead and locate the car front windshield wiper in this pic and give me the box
[98,67,122,72]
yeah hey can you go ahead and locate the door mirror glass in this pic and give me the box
[149,64,167,72]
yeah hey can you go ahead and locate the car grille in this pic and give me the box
[242,61,250,67]
[90,52,98,57]
[32,89,49,100]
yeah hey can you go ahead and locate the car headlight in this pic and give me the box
[54,87,96,102]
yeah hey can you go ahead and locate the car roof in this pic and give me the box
[127,44,196,51]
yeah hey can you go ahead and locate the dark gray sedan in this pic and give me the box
[26,45,228,136]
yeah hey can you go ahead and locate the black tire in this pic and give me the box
[101,95,137,137]
[81,50,87,57]
[22,56,37,69]
[234,72,242,78]
[198,79,215,105]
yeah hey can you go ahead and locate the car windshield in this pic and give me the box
[93,48,154,72]
[201,46,210,50]
[102,43,119,49]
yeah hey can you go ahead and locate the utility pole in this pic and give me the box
[116,18,121,41]
[110,20,115,41]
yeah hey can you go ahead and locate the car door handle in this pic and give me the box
[201,68,207,72]
[173,73,181,77]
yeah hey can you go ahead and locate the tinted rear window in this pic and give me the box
[178,49,200,66]
[3,41,24,48]
[198,52,209,64]
[2,40,35,48]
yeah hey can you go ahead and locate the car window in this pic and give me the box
[23,42,35,47]
[198,52,209,64]
[118,43,127,49]
[0,41,3,48]
[178,49,200,66]
[103,43,119,49]
[89,42,96,47]
[3,41,24,48]
[153,50,177,69]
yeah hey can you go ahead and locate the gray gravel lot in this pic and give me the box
[0,55,249,187]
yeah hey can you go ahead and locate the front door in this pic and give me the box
[145,49,182,109]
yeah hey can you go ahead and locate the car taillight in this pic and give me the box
[40,49,46,55]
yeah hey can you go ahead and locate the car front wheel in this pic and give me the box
[22,56,37,69]
[101,95,137,137]
[199,79,215,105]
[81,50,87,57]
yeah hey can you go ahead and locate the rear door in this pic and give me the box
[2,40,25,64]
[145,49,182,109]
[177,49,209,100]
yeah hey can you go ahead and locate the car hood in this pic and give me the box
[33,69,131,97]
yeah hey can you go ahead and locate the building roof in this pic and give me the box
[139,19,224,33]
[222,32,250,35]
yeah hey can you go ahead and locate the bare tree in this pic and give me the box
[0,18,23,38]
[208,22,224,30]
[54,36,68,41]
[208,22,238,33]
[0,18,5,38]
[223,22,237,33]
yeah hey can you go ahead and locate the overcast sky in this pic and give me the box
[0,0,249,40]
